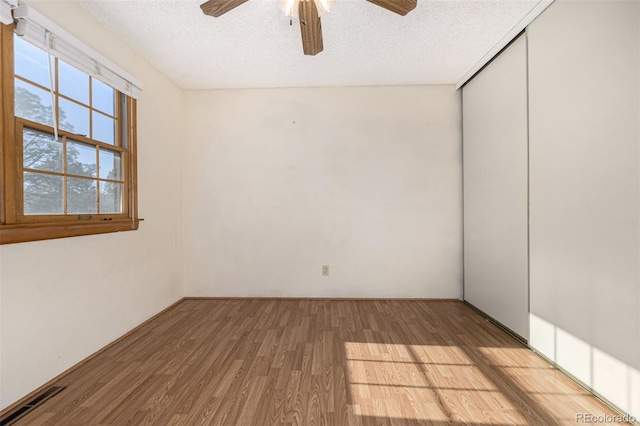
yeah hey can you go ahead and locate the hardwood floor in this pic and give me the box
[11,299,627,425]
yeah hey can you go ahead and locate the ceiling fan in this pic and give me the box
[199,0,417,56]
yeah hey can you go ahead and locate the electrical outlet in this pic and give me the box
[322,265,329,276]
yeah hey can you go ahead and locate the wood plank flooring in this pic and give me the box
[11,299,627,425]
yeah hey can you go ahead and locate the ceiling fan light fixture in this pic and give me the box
[279,0,334,17]
[315,0,335,15]
[280,0,297,17]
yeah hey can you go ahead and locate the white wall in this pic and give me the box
[463,34,529,339]
[528,0,640,417]
[0,2,184,409]
[183,86,462,298]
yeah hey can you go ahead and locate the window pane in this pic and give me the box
[15,79,53,126]
[67,141,96,178]
[99,149,122,180]
[92,79,115,115]
[67,177,97,214]
[92,111,115,145]
[24,172,63,215]
[58,60,89,105]
[99,182,123,213]
[23,128,63,173]
[59,98,89,137]
[14,35,50,88]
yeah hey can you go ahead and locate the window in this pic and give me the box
[1,21,141,244]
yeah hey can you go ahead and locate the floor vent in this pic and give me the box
[0,386,65,426]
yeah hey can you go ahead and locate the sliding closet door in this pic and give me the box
[462,34,529,339]
[528,1,639,414]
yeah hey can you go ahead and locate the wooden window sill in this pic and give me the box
[0,218,143,245]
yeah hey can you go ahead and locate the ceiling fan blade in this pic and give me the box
[366,0,417,16]
[299,0,324,56]
[200,0,250,17]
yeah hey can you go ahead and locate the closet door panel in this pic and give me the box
[463,34,529,339]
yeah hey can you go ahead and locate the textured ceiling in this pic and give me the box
[74,0,540,89]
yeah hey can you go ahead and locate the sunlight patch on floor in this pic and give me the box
[343,342,529,424]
